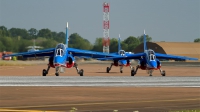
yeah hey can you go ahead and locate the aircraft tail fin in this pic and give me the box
[143,30,147,51]
[66,22,69,48]
[118,34,121,52]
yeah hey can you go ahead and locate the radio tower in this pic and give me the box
[103,2,110,53]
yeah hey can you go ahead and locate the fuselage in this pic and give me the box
[114,50,133,66]
[49,43,74,68]
[53,43,67,67]
[139,49,161,70]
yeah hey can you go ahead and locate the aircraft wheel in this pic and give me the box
[42,69,47,76]
[106,67,110,73]
[131,69,135,76]
[120,70,123,73]
[162,70,166,76]
[79,69,84,76]
[55,73,59,76]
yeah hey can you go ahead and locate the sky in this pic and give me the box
[0,0,199,44]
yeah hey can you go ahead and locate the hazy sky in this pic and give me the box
[0,0,199,43]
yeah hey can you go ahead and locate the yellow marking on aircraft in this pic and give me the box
[1,98,199,109]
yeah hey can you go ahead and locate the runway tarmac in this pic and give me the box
[0,76,199,87]
[0,63,199,111]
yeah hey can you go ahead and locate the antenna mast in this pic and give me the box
[103,2,110,53]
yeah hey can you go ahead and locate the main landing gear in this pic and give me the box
[74,63,84,76]
[55,66,60,76]
[131,65,166,77]
[106,63,125,73]
[147,69,166,76]
[120,66,123,73]
[42,65,50,76]
[106,63,113,73]
[159,68,166,76]
[42,65,60,76]
[106,63,135,75]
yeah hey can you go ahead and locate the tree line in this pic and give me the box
[0,26,199,53]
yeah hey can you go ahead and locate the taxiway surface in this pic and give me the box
[0,62,199,112]
[0,76,199,87]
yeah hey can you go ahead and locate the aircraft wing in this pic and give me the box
[97,53,145,61]
[3,48,55,58]
[67,48,119,58]
[3,47,119,59]
[155,53,198,61]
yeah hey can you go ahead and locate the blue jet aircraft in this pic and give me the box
[4,22,119,76]
[103,34,135,73]
[98,30,198,76]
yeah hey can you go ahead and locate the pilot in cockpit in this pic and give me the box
[56,44,64,56]
[148,50,154,55]
[119,50,125,56]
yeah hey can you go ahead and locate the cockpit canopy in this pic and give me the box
[148,49,155,55]
[148,49,156,61]
[118,50,125,56]
[55,44,66,56]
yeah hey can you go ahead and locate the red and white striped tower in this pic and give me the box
[103,2,110,53]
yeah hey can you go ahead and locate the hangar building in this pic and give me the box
[133,42,200,61]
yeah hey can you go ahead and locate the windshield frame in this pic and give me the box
[55,44,66,57]
[119,50,125,56]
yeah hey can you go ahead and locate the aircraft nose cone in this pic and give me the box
[150,61,157,68]
[54,56,63,65]
[121,60,127,65]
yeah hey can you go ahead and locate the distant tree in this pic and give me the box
[121,41,129,51]
[17,39,32,52]
[0,36,14,51]
[68,33,81,45]
[54,32,65,43]
[39,39,58,49]
[124,36,140,51]
[9,28,30,39]
[0,42,5,51]
[68,33,92,50]
[137,34,152,43]
[109,38,118,53]
[0,36,6,51]
[36,37,47,43]
[194,38,200,42]
[92,38,103,52]
[51,31,57,38]
[0,26,10,37]
[28,28,38,38]
[37,28,52,39]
